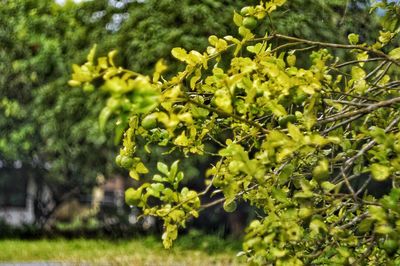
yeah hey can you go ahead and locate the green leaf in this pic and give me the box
[272,188,290,204]
[357,219,373,233]
[190,73,201,89]
[208,35,218,46]
[174,131,189,146]
[309,218,328,234]
[286,54,296,66]
[294,191,313,198]
[98,57,108,69]
[99,107,112,131]
[157,162,169,176]
[370,163,390,181]
[148,183,165,198]
[356,51,369,66]
[68,80,81,87]
[108,50,118,67]
[125,188,142,206]
[136,162,149,174]
[153,174,168,183]
[175,172,184,185]
[313,159,329,181]
[287,123,303,142]
[278,163,294,184]
[321,181,336,192]
[375,225,393,234]
[71,64,92,82]
[162,224,178,249]
[191,105,209,118]
[389,47,400,59]
[171,47,188,62]
[351,66,366,80]
[129,170,139,180]
[368,205,386,222]
[170,160,179,180]
[223,199,237,212]
[233,11,243,27]
[348,33,359,45]
[266,100,287,117]
[87,44,97,64]
[214,89,232,113]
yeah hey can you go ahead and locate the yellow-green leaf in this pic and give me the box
[287,123,303,142]
[389,47,400,60]
[171,47,188,62]
[233,11,243,27]
[348,33,359,45]
[136,162,149,174]
[370,163,390,181]
[174,131,189,146]
[129,170,139,180]
[87,44,97,64]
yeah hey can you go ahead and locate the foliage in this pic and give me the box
[109,0,256,75]
[0,0,379,208]
[105,0,377,74]
[0,0,118,205]
[270,0,375,42]
[0,0,254,224]
[72,0,400,264]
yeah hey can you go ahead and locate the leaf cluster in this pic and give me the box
[71,0,400,264]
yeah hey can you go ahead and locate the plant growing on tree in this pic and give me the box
[71,0,400,264]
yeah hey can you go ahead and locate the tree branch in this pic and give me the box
[318,96,400,125]
[185,96,269,134]
[272,34,400,67]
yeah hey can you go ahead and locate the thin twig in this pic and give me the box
[355,176,372,197]
[365,60,388,80]
[318,96,400,125]
[271,41,303,53]
[322,114,363,135]
[333,58,384,68]
[200,198,225,209]
[272,34,400,67]
[328,99,371,107]
[338,212,368,230]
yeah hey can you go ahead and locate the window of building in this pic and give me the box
[0,168,28,208]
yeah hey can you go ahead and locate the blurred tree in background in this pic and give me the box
[0,0,255,227]
[0,0,117,225]
[1,0,380,231]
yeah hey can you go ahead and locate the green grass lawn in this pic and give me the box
[0,233,244,265]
